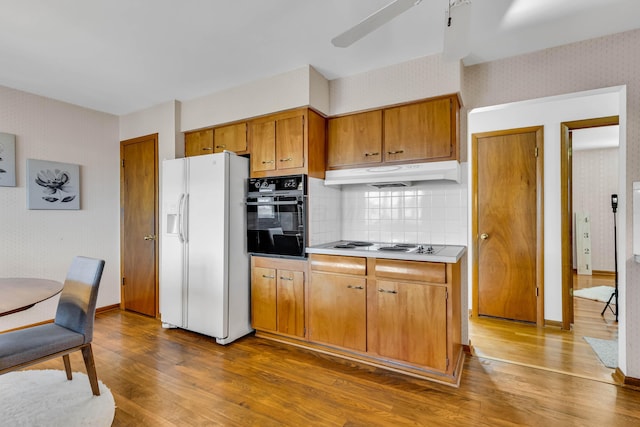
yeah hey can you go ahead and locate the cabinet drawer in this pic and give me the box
[374,259,446,283]
[309,254,366,275]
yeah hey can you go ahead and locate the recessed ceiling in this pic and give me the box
[1,0,639,115]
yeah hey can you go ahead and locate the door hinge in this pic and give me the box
[122,277,126,287]
[122,159,125,168]
[536,287,539,297]
[446,357,450,369]
[535,147,539,157]
[445,289,449,300]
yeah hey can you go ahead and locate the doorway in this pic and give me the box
[120,134,159,317]
[471,126,544,325]
[560,117,619,329]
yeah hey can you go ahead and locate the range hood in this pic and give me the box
[324,161,461,186]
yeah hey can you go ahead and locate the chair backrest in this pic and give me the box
[54,256,105,343]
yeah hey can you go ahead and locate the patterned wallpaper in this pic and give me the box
[463,28,640,377]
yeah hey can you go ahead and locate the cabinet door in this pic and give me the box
[250,121,276,173]
[327,111,382,168]
[383,98,452,162]
[276,115,304,170]
[251,266,277,331]
[277,269,305,337]
[375,280,448,371]
[185,129,214,157]
[309,271,366,352]
[214,122,247,153]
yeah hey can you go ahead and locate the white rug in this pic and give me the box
[584,337,618,368]
[0,369,115,426]
[573,285,615,303]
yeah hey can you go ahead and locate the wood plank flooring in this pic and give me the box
[29,301,639,426]
[469,272,619,383]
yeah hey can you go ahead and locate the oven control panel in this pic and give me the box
[248,175,305,194]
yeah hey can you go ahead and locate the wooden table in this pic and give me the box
[0,278,64,317]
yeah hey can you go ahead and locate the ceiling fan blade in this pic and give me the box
[331,0,422,48]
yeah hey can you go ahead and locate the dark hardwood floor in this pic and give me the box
[31,301,639,426]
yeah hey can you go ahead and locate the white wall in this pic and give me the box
[0,85,120,332]
[180,65,330,132]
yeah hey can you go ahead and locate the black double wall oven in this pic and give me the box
[246,175,307,258]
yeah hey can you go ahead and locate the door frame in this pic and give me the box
[471,126,545,326]
[560,116,619,330]
[120,133,159,317]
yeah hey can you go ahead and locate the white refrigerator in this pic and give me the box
[160,151,252,344]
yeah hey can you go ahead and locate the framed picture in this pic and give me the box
[0,132,16,187]
[27,159,80,210]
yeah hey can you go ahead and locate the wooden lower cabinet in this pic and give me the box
[252,254,463,386]
[250,256,305,338]
[308,271,367,352]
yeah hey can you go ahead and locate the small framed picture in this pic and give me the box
[27,159,80,210]
[0,132,16,187]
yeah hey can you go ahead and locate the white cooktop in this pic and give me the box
[306,241,466,263]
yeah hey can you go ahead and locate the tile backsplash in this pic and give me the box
[309,165,468,246]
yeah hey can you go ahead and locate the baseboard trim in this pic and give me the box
[614,368,640,389]
[97,304,120,313]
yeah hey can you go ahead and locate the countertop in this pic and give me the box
[306,241,466,263]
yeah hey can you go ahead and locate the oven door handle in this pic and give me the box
[245,201,300,206]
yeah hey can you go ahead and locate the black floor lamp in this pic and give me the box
[601,193,618,321]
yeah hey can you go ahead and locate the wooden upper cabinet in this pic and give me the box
[275,115,304,170]
[250,121,277,173]
[327,110,382,168]
[185,129,213,157]
[249,108,326,179]
[213,122,247,153]
[326,94,460,169]
[384,97,453,163]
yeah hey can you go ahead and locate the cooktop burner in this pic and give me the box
[378,246,410,252]
[346,241,374,246]
[334,244,356,249]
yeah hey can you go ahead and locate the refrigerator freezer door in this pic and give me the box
[160,157,187,328]
[185,154,229,338]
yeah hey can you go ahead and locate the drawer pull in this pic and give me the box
[364,152,380,157]
[386,150,404,155]
[378,288,398,294]
[202,147,213,151]
[347,285,364,290]
[215,144,226,149]
[262,275,275,279]
[279,276,294,281]
[279,157,293,162]
[262,160,275,164]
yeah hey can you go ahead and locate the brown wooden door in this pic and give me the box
[327,111,383,168]
[121,134,158,317]
[474,127,542,323]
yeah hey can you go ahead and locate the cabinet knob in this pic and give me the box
[143,234,156,241]
[215,144,226,149]
[261,160,275,164]
[387,150,404,155]
[378,288,398,294]
[364,152,380,157]
[202,147,213,151]
[347,285,364,290]
[279,158,293,162]
[279,276,294,281]
[262,274,275,279]
[480,233,489,240]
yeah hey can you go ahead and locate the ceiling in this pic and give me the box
[1,0,640,116]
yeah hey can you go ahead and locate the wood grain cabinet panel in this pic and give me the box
[213,122,247,153]
[251,266,277,331]
[250,121,277,173]
[309,271,367,352]
[276,269,305,338]
[384,97,453,163]
[374,280,448,371]
[327,111,382,167]
[275,115,305,170]
[184,129,214,157]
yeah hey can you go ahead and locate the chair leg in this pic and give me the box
[81,344,101,396]
[62,354,73,380]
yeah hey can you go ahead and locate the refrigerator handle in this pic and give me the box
[178,193,186,243]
